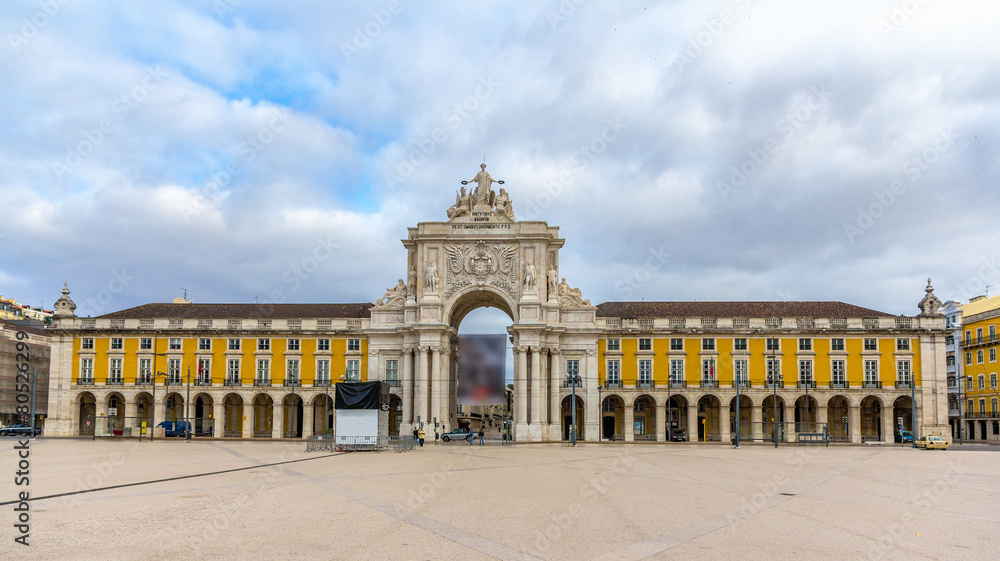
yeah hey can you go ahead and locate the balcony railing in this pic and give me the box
[666,379,687,388]
[283,379,301,387]
[195,377,212,386]
[700,379,719,388]
[314,379,331,387]
[106,379,123,386]
[166,378,183,386]
[895,380,912,389]
[135,379,152,386]
[733,380,751,389]
[224,378,242,387]
[961,335,999,348]
[764,380,784,389]
[862,380,883,389]
[637,380,655,388]
[603,381,623,389]
[254,379,272,387]
[797,380,816,389]
[829,381,848,389]
[386,379,401,387]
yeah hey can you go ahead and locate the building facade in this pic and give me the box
[0,319,50,427]
[941,300,964,439]
[43,167,952,443]
[958,294,1000,441]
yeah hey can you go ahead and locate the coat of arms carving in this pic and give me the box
[444,240,518,298]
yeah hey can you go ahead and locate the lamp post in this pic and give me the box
[569,372,581,446]
[666,373,672,443]
[324,376,330,436]
[149,371,167,442]
[734,367,740,448]
[185,366,192,441]
[958,374,970,443]
[910,368,917,449]
[771,347,778,448]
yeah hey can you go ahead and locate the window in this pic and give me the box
[140,338,152,350]
[966,352,973,366]
[316,359,330,382]
[567,359,580,380]
[258,338,270,351]
[991,348,997,362]
[734,359,748,386]
[638,338,651,351]
[197,358,211,382]
[864,338,877,351]
[346,359,360,381]
[947,355,956,366]
[287,338,300,351]
[110,338,123,350]
[896,338,910,351]
[967,399,974,413]
[256,358,270,381]
[864,360,878,383]
[670,338,683,351]
[348,339,360,351]
[633,400,645,413]
[979,399,986,414]
[317,338,330,352]
[734,338,747,351]
[286,359,300,380]
[607,338,620,351]
[669,359,684,383]
[227,359,240,381]
[168,359,181,384]
[978,350,985,364]
[766,359,781,383]
[606,360,620,386]
[978,375,985,390]
[138,358,151,383]
[766,338,780,351]
[638,360,652,386]
[81,338,94,350]
[228,338,241,351]
[992,398,999,415]
[798,338,812,351]
[702,338,715,351]
[109,358,123,382]
[702,358,716,380]
[945,335,954,346]
[169,338,182,351]
[977,328,983,342]
[991,373,997,390]
[991,325,997,339]
[799,360,813,383]
[897,360,911,384]
[603,399,616,413]
[385,359,398,382]
[80,358,94,381]
[198,338,211,351]
[966,377,973,391]
[831,338,845,351]
[831,360,846,385]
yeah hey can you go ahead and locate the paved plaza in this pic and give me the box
[2,439,997,560]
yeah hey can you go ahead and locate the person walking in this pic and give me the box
[418,427,425,447]
[467,430,474,446]
[412,427,418,445]
[478,428,485,446]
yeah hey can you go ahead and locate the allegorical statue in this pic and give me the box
[447,186,472,219]
[463,163,504,206]
[547,267,559,300]
[494,187,514,221]
[523,260,536,292]
[425,260,439,293]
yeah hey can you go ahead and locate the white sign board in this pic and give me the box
[335,409,379,446]
[108,408,117,416]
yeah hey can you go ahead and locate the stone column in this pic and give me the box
[272,401,284,439]
[213,401,225,438]
[624,399,634,441]
[402,348,414,428]
[438,348,451,433]
[752,402,763,441]
[242,402,253,438]
[784,405,796,442]
[655,400,667,441]
[882,401,894,444]
[817,404,828,435]
[302,401,314,437]
[530,346,542,432]
[515,346,528,437]
[849,405,862,444]
[687,404,698,442]
[549,349,561,440]
[416,347,430,428]
[584,349,600,442]
[720,402,731,443]
[153,394,166,428]
[539,348,548,433]
[430,347,441,431]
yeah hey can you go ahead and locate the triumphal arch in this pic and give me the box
[368,164,599,441]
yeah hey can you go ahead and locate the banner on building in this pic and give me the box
[458,334,506,405]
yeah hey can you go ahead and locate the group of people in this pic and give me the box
[410,426,488,446]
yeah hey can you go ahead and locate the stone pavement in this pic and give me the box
[1,438,997,560]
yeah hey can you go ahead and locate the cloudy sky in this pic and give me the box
[2,0,999,335]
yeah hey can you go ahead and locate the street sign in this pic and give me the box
[108,408,117,416]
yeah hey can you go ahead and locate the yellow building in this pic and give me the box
[959,294,1000,441]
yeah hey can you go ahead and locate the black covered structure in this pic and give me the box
[335,381,389,410]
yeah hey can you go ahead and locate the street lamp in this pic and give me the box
[910,368,917,449]
[568,372,582,446]
[149,371,168,442]
[771,347,779,448]
[734,365,740,448]
[185,366,192,441]
[666,372,673,443]
[958,374,971,443]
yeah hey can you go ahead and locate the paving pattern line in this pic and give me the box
[588,449,885,561]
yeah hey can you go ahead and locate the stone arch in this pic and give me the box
[282,393,304,438]
[164,392,184,422]
[252,393,273,438]
[193,392,214,436]
[665,394,689,439]
[892,395,914,434]
[560,394,585,441]
[794,395,819,426]
[762,394,786,442]
[105,392,126,436]
[311,393,334,436]
[633,394,656,440]
[134,392,153,430]
[698,394,722,441]
[730,394,753,440]
[223,393,244,438]
[827,395,851,442]
[444,285,518,329]
[388,394,403,436]
[600,394,625,440]
[77,391,96,436]
[860,395,884,442]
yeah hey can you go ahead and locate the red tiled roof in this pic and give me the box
[595,301,895,318]
[97,303,373,320]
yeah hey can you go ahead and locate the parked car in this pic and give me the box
[894,430,914,443]
[669,429,688,442]
[915,435,949,450]
[440,428,471,442]
[0,424,41,437]
[155,421,192,437]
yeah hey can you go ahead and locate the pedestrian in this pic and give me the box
[478,428,485,445]
[412,427,418,445]
[467,430,473,446]
[418,427,425,447]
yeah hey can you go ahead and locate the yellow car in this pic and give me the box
[915,435,949,450]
